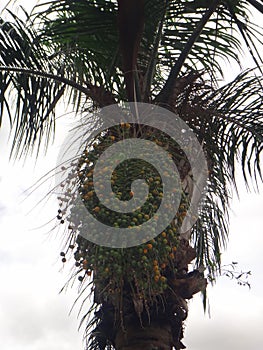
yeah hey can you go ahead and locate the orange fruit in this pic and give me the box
[83,260,88,270]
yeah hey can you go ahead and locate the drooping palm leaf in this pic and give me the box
[33,0,263,102]
[32,0,121,94]
[0,9,71,157]
[0,7,118,157]
[188,69,263,275]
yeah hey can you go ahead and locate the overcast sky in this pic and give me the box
[0,1,263,350]
[1,115,262,350]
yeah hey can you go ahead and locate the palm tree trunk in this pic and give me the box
[92,239,206,350]
[115,321,174,350]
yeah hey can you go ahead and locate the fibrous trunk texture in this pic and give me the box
[91,239,207,350]
[115,323,173,350]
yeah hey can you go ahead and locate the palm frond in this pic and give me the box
[32,0,121,93]
[32,0,263,103]
[247,0,263,14]
[188,69,263,275]
[0,9,69,157]
[0,7,118,157]
[209,69,263,187]
[155,0,263,102]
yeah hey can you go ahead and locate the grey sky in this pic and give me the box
[0,146,262,350]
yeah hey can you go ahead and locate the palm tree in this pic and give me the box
[0,1,262,349]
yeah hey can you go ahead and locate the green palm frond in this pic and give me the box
[0,7,118,157]
[32,0,263,102]
[0,9,70,157]
[32,0,121,94]
[165,68,262,277]
[155,0,263,102]
[210,70,263,186]
[189,69,263,276]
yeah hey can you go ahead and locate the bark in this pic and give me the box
[115,322,173,350]
[117,0,144,101]
[92,239,206,350]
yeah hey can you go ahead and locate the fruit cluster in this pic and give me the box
[57,123,190,302]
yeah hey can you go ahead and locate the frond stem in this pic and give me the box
[155,0,220,105]
[247,0,263,14]
[0,66,89,95]
[143,0,169,102]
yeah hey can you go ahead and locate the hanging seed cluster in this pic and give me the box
[57,123,190,301]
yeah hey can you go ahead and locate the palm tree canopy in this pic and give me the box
[0,1,262,348]
[1,0,262,272]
